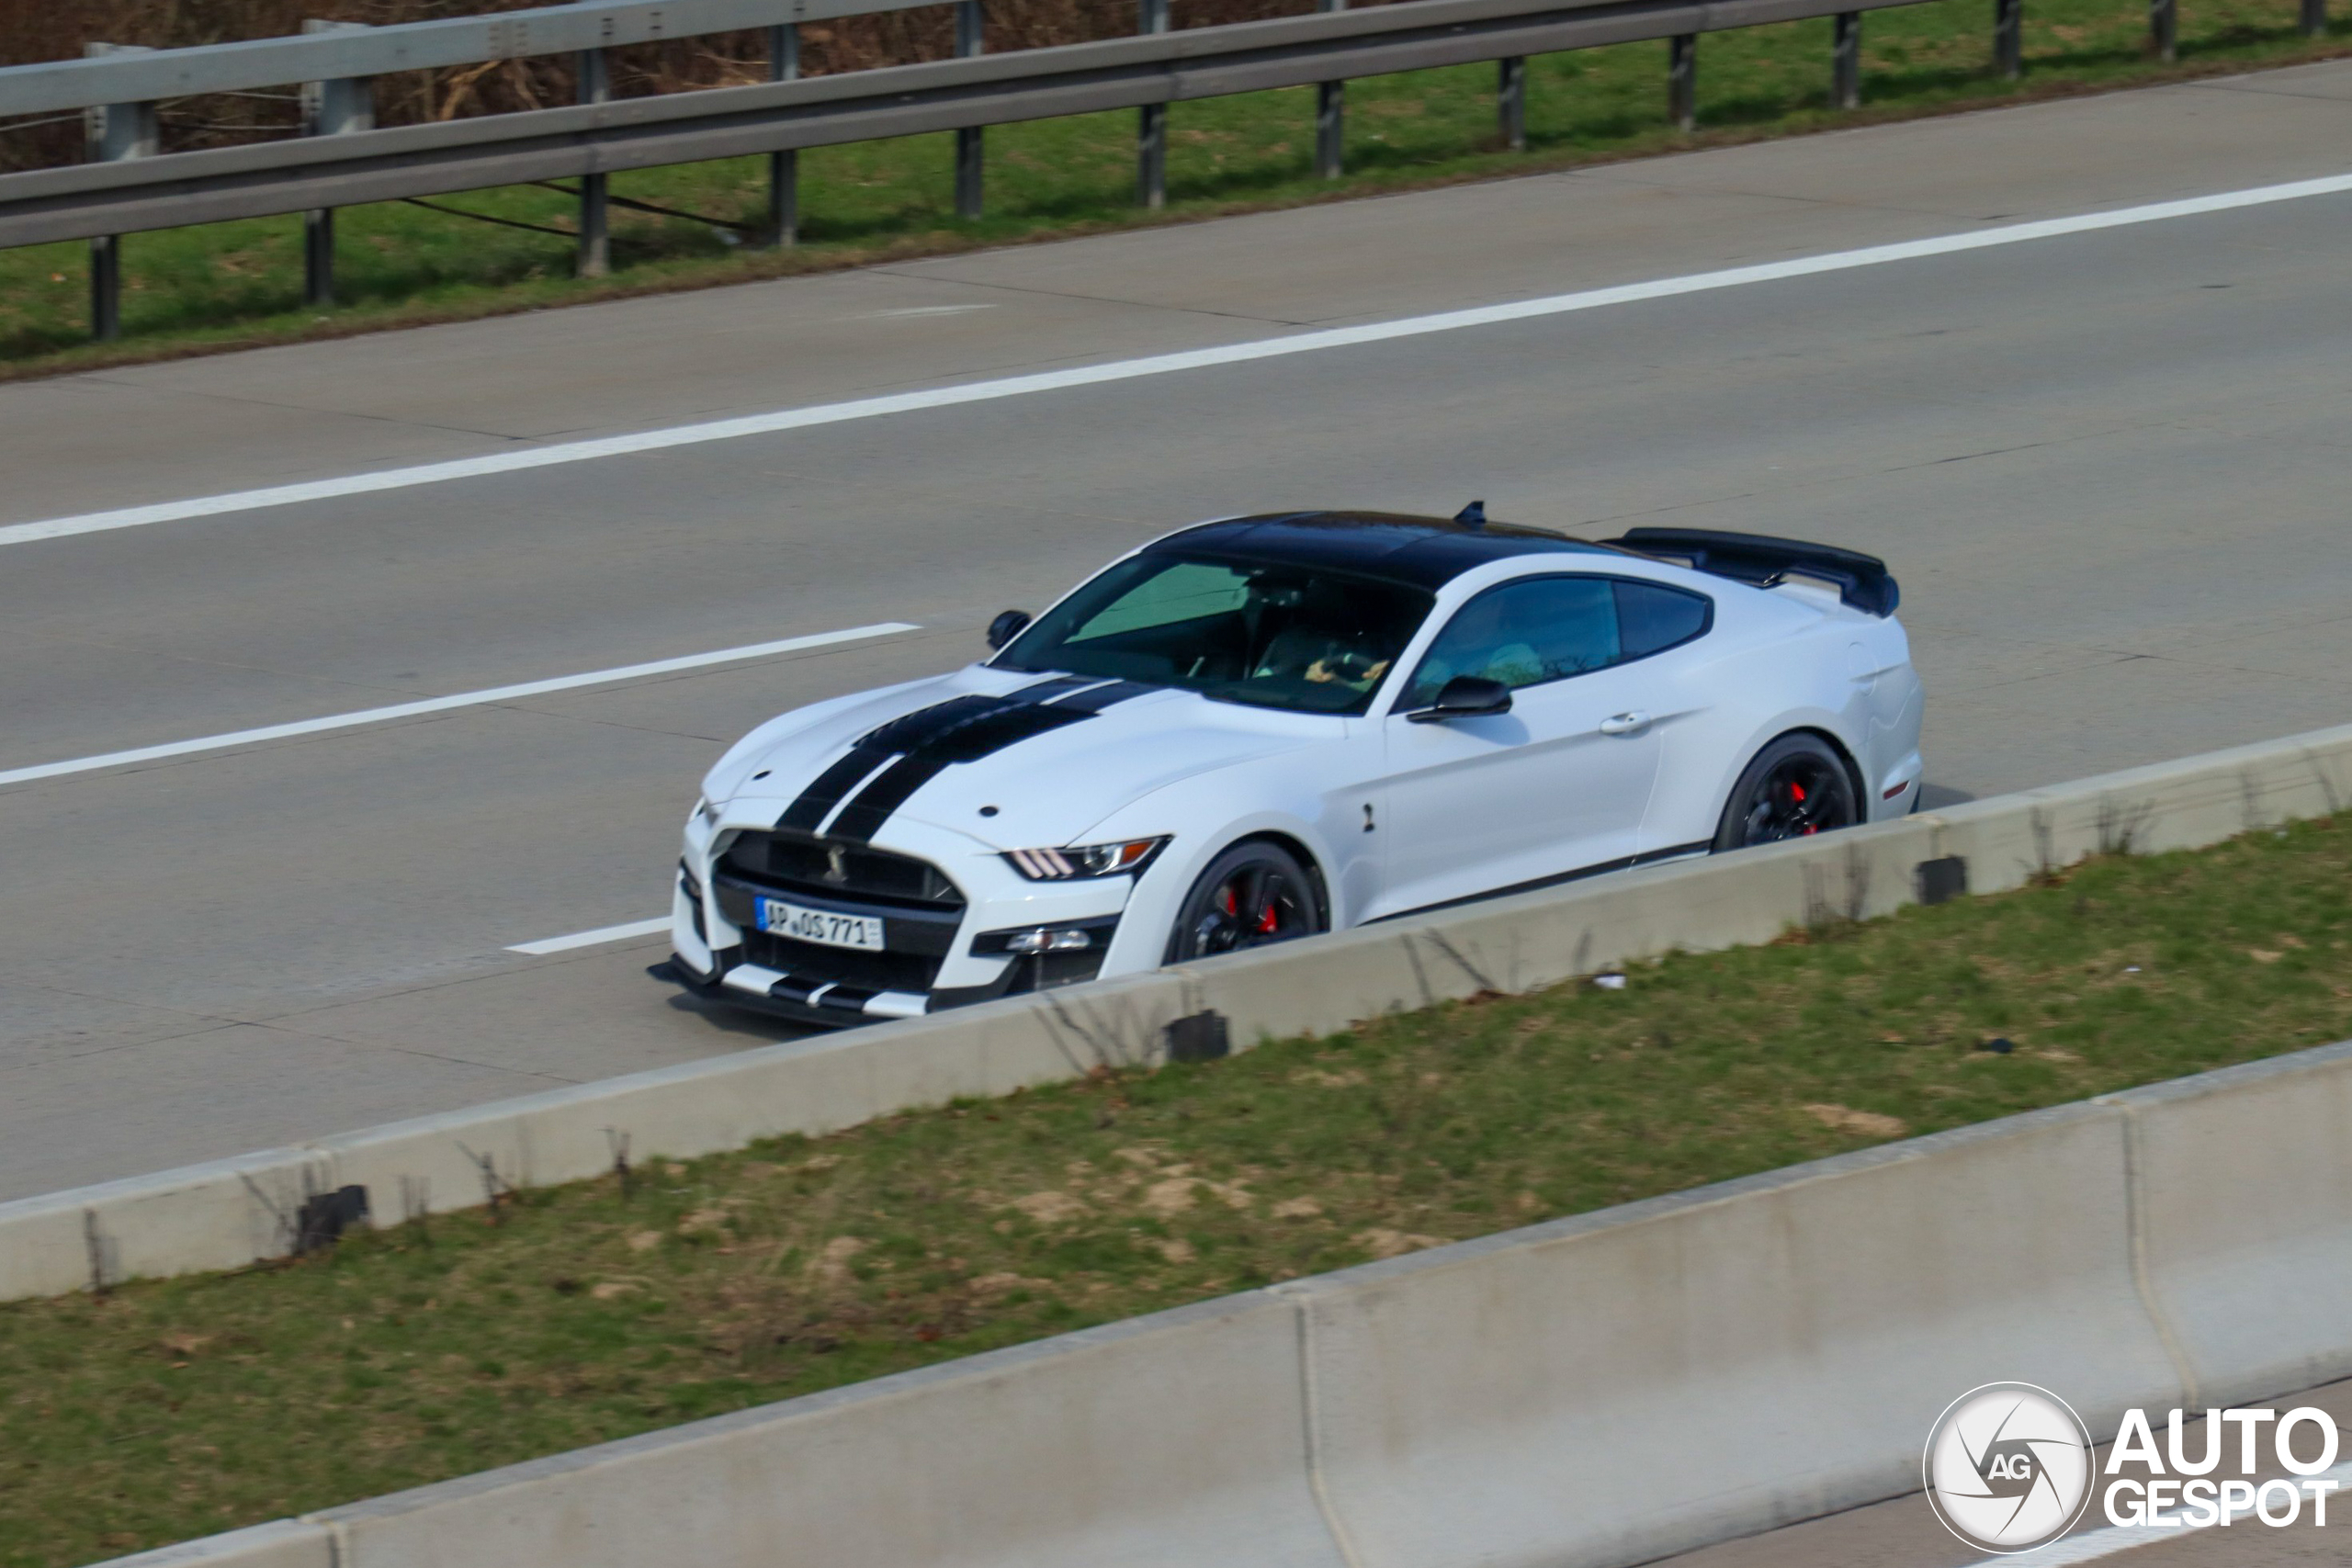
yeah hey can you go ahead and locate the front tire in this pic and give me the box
[1163,841,1325,963]
[1712,734,1860,852]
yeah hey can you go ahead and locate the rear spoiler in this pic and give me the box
[1603,527,1900,618]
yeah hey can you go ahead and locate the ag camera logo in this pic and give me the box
[1924,1382,2095,1553]
[1926,1385,2344,1551]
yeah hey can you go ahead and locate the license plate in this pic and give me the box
[756,897,885,951]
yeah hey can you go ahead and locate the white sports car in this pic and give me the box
[664,509,1923,1027]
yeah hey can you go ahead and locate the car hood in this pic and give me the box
[706,666,1330,851]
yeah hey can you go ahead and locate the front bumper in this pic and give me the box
[664,814,1137,1029]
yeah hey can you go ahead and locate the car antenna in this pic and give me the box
[1453,500,1487,529]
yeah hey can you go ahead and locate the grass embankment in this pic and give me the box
[6,818,2352,1565]
[4,0,2348,378]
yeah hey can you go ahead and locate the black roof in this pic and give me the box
[1146,511,1615,590]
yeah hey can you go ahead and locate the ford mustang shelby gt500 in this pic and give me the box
[665,509,1922,1026]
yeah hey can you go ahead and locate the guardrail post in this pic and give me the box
[1498,56,1527,151]
[1668,33,1697,131]
[82,43,157,344]
[2301,0,2325,37]
[1831,12,1860,108]
[956,0,985,219]
[1994,0,2024,78]
[1316,0,1347,179]
[577,44,611,276]
[2149,0,2177,61]
[1137,0,1170,208]
[300,20,375,310]
[766,23,800,246]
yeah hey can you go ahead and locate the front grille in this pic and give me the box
[742,932,943,995]
[719,831,965,912]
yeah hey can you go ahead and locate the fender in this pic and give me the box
[1703,707,1875,831]
[1103,811,1352,979]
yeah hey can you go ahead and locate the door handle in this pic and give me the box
[1599,711,1651,737]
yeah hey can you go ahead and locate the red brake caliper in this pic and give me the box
[1792,780,1817,835]
[1258,900,1280,934]
[1221,886,1238,916]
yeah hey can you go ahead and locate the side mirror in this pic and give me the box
[1407,674,1512,724]
[986,609,1033,651]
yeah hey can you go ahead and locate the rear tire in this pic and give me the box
[1164,841,1325,963]
[1712,734,1860,852]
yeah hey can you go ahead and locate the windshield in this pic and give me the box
[994,552,1434,716]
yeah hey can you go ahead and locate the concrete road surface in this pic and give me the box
[2,60,2350,1200]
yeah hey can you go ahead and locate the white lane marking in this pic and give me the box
[0,621,919,790]
[1977,1456,2352,1562]
[507,916,671,955]
[6,170,2351,551]
[864,304,999,318]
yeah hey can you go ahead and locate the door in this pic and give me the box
[1370,575,1673,918]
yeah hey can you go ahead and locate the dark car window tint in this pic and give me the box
[1614,581,1713,658]
[1402,576,1620,709]
[996,552,1432,716]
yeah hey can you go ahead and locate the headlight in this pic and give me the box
[1003,837,1168,880]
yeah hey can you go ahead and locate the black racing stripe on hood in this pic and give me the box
[828,704,1089,842]
[774,682,1069,833]
[1041,679,1156,714]
[858,694,1023,755]
[823,677,1159,845]
[775,746,889,834]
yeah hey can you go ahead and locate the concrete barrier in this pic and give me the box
[104,1522,334,1568]
[1181,813,1936,1044]
[1925,721,2352,897]
[0,1147,327,1301]
[2112,1042,2352,1412]
[0,971,1189,1303]
[8,719,2351,1304]
[334,1292,1337,1568]
[104,1038,2352,1568]
[1181,720,2352,1046]
[1279,1103,2183,1568]
[318,968,1191,1222]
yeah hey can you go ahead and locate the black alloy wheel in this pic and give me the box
[1713,734,1860,852]
[1165,842,1324,963]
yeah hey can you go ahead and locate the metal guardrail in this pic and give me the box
[0,0,979,332]
[0,0,922,119]
[0,0,1966,250]
[1,0,2332,342]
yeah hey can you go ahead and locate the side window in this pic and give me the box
[1071,560,1252,641]
[1401,577,1619,708]
[1614,581,1712,658]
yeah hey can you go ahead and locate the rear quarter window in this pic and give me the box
[1614,581,1713,659]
